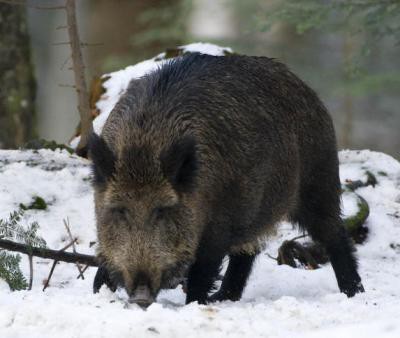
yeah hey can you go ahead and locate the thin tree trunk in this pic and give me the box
[65,0,92,157]
[0,3,36,148]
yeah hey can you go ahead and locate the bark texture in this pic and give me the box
[0,238,98,266]
[0,4,36,148]
[65,0,92,157]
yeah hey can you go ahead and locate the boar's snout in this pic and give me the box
[128,284,155,308]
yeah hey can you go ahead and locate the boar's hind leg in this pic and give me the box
[93,265,117,293]
[186,255,224,305]
[294,176,364,297]
[208,253,256,302]
[323,224,365,297]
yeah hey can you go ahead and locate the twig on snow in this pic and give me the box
[63,218,85,279]
[42,239,78,291]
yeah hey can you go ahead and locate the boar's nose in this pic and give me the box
[128,285,155,308]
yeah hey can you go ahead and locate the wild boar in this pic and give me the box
[90,53,364,307]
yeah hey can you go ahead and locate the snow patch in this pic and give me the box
[0,149,400,337]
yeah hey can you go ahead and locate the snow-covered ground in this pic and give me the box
[0,148,399,338]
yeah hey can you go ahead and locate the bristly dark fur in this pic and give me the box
[88,133,116,184]
[92,52,364,306]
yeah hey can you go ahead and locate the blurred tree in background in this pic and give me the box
[258,0,400,85]
[260,0,400,47]
[0,3,36,149]
[86,0,191,74]
[0,0,397,158]
[254,0,400,149]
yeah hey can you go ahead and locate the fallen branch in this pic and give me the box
[344,195,370,244]
[28,254,33,290]
[42,239,77,291]
[63,218,85,279]
[0,238,98,266]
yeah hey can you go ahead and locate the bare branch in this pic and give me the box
[77,264,89,279]
[80,42,104,47]
[28,255,33,290]
[0,238,98,266]
[60,55,71,70]
[56,25,68,30]
[43,260,58,291]
[42,239,78,291]
[63,219,85,279]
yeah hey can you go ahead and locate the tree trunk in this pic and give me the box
[0,4,36,149]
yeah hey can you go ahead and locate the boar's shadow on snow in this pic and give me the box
[89,53,364,308]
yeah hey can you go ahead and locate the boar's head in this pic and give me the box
[89,132,200,307]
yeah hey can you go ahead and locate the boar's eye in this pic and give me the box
[110,207,128,219]
[152,206,169,221]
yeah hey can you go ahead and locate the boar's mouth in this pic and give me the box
[129,262,190,308]
[129,284,156,308]
[105,259,191,308]
[127,270,158,308]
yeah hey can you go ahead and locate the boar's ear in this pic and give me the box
[160,136,198,192]
[88,133,116,184]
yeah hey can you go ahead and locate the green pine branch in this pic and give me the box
[0,251,27,291]
[0,210,46,251]
[0,210,46,290]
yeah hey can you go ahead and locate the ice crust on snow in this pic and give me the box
[0,149,400,337]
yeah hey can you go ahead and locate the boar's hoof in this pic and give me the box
[342,280,365,298]
[208,290,241,303]
[93,266,117,293]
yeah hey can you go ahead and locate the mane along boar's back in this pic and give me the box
[90,53,364,307]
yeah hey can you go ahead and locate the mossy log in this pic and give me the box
[344,194,369,244]
[23,139,74,154]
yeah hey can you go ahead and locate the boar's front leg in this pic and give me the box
[93,265,117,293]
[186,254,224,305]
[208,253,256,302]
